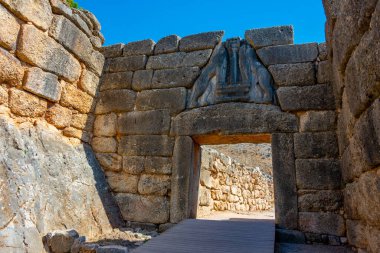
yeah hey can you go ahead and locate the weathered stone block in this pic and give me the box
[44,229,79,253]
[63,127,91,142]
[122,156,145,175]
[171,103,298,136]
[268,63,315,86]
[106,171,138,193]
[88,50,105,77]
[300,111,336,132]
[50,0,72,17]
[296,159,341,190]
[123,39,155,56]
[95,90,136,114]
[277,84,336,111]
[82,9,101,31]
[318,43,327,61]
[0,47,24,86]
[135,88,187,115]
[101,43,124,58]
[0,4,20,50]
[71,113,94,131]
[299,212,345,236]
[118,135,174,156]
[106,55,147,72]
[94,113,117,137]
[146,52,185,70]
[79,69,99,97]
[346,220,368,250]
[181,49,213,67]
[118,110,170,135]
[0,0,53,30]
[257,43,318,65]
[100,72,133,91]
[9,89,47,117]
[179,31,224,52]
[138,174,171,196]
[144,157,172,175]
[152,67,200,89]
[294,132,339,159]
[17,24,81,82]
[24,67,61,102]
[317,60,331,84]
[132,70,153,91]
[92,137,117,153]
[96,153,122,172]
[154,35,180,54]
[45,104,72,129]
[60,84,93,114]
[115,193,169,224]
[0,86,8,105]
[245,26,293,49]
[298,190,343,212]
[271,133,298,229]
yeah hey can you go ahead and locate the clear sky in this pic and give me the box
[78,0,326,46]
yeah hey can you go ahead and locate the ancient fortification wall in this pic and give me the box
[324,1,380,252]
[197,146,274,217]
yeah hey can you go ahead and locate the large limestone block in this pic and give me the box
[317,60,331,84]
[257,43,318,65]
[118,110,171,135]
[88,50,105,77]
[0,47,24,86]
[106,171,138,193]
[268,63,316,86]
[9,88,47,117]
[94,113,117,137]
[179,31,224,52]
[92,137,117,153]
[0,0,53,30]
[118,135,174,156]
[24,67,62,102]
[294,132,339,159]
[96,153,122,172]
[299,212,345,236]
[171,103,298,136]
[299,111,336,132]
[132,70,153,91]
[17,24,81,82]
[298,190,343,212]
[71,113,95,131]
[154,35,180,54]
[101,43,124,58]
[95,89,136,114]
[100,72,133,91]
[60,84,93,114]
[0,4,20,50]
[318,43,328,61]
[115,193,169,224]
[245,26,294,49]
[106,55,147,72]
[123,39,155,56]
[144,157,172,175]
[79,69,99,97]
[122,156,145,175]
[296,159,342,190]
[135,88,187,115]
[277,84,336,111]
[45,104,72,129]
[138,174,171,196]
[0,86,8,105]
[50,0,72,17]
[152,67,200,89]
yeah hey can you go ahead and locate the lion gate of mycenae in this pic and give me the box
[95,26,342,242]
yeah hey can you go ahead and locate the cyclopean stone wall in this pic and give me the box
[197,146,274,217]
[324,1,380,252]
[0,1,124,252]
[99,25,343,244]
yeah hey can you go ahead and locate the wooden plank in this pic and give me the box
[133,219,275,253]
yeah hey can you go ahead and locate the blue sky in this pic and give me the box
[78,1,326,46]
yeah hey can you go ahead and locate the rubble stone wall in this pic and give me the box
[197,146,274,217]
[324,1,380,252]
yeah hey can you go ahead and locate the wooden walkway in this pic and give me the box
[133,219,275,253]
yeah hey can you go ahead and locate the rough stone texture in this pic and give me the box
[138,174,171,196]
[0,85,8,105]
[257,43,318,65]
[135,88,187,115]
[9,88,47,117]
[94,113,117,137]
[300,111,336,132]
[118,135,174,156]
[79,69,100,97]
[272,133,298,229]
[299,212,346,236]
[49,0,72,17]
[63,127,91,143]
[60,84,93,114]
[294,132,339,159]
[100,72,133,91]
[106,172,138,193]
[0,4,20,51]
[132,70,153,91]
[277,84,336,111]
[317,60,331,84]
[45,104,72,129]
[179,31,224,52]
[71,113,94,131]
[101,43,125,58]
[118,110,171,135]
[123,39,155,56]
[245,26,294,49]
[296,159,342,190]
[115,194,169,224]
[106,55,147,72]
[44,229,79,253]
[17,24,81,82]
[151,67,200,89]
[92,137,117,153]
[171,103,298,136]
[144,157,172,175]
[24,67,61,102]
[318,43,327,61]
[147,50,212,70]
[268,63,316,86]
[154,35,180,54]
[95,90,136,114]
[96,153,122,172]
[0,47,24,86]
[298,190,343,212]
[0,0,53,30]
[122,156,145,175]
